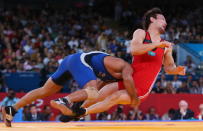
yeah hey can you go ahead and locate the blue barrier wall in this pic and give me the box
[177,43,203,65]
[3,72,71,92]
[3,72,41,92]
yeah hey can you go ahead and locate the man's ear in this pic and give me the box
[150,17,156,23]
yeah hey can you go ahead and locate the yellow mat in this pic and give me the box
[0,121,203,131]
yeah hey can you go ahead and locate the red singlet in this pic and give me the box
[118,31,165,102]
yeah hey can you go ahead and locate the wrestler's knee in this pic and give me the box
[85,86,99,100]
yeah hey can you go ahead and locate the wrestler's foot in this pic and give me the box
[2,106,17,127]
[58,102,86,123]
[74,107,86,117]
[59,115,80,122]
[50,98,74,115]
[71,102,86,117]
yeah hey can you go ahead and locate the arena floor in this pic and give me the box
[0,121,203,131]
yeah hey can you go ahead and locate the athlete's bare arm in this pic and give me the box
[163,46,186,75]
[121,62,140,106]
[105,56,139,106]
[130,29,171,55]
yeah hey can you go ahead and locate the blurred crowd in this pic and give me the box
[152,75,203,94]
[112,0,203,43]
[0,7,132,92]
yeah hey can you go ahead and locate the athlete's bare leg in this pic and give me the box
[50,80,99,115]
[2,78,63,127]
[65,80,97,102]
[50,82,119,115]
[82,82,119,108]
[85,90,132,115]
[13,78,62,110]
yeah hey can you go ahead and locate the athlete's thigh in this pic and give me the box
[116,90,131,105]
[97,82,119,101]
[42,78,63,93]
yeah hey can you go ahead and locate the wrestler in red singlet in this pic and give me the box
[118,31,165,101]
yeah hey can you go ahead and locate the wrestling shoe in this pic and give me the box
[58,101,85,123]
[2,106,17,127]
[50,98,73,115]
[71,102,86,117]
[59,115,80,122]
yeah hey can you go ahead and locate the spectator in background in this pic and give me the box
[127,107,146,120]
[184,56,196,75]
[0,89,19,108]
[96,112,110,120]
[69,80,80,93]
[152,81,165,93]
[160,74,168,88]
[186,75,193,87]
[43,36,54,49]
[189,80,200,94]
[22,106,30,121]
[97,33,108,50]
[111,105,126,120]
[41,105,54,121]
[197,104,203,120]
[176,82,190,94]
[165,82,176,94]
[67,37,79,49]
[24,104,43,121]
[172,100,194,120]
[104,26,113,36]
[127,110,135,120]
[0,89,23,121]
[43,53,52,66]
[108,39,118,54]
[145,107,160,120]
[162,108,176,120]
[172,75,182,89]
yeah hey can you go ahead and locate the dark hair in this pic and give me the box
[142,8,163,30]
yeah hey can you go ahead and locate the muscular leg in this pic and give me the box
[65,80,97,103]
[50,80,98,115]
[2,78,63,127]
[85,90,131,115]
[82,82,119,108]
[14,78,62,110]
[50,82,119,115]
